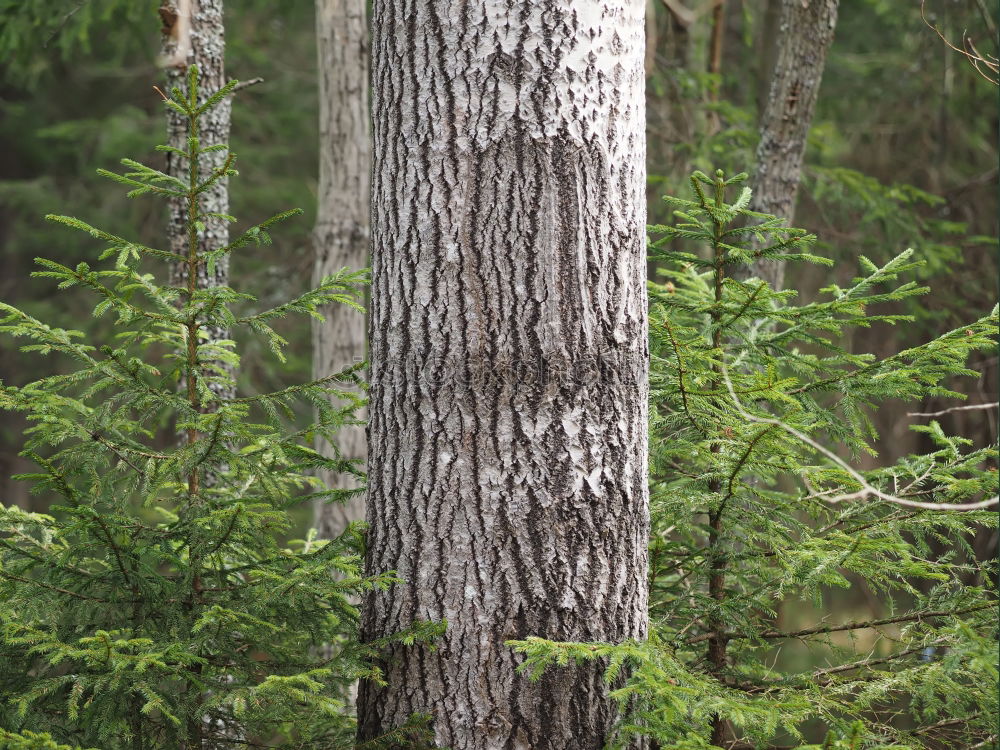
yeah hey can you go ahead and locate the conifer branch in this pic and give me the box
[0,64,384,745]
[719,362,999,510]
[660,318,703,434]
[0,571,110,602]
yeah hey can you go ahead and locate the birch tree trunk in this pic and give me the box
[743,0,839,290]
[359,2,650,748]
[312,0,370,539]
[159,0,234,402]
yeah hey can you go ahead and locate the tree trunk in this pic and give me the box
[645,0,658,76]
[160,0,234,402]
[754,0,781,118]
[743,0,839,290]
[708,0,726,83]
[159,4,232,747]
[312,0,370,539]
[359,2,650,749]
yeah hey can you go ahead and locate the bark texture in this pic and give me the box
[360,3,650,749]
[160,0,234,401]
[312,0,371,539]
[743,0,839,290]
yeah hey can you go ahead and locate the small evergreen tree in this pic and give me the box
[513,170,998,749]
[0,67,437,749]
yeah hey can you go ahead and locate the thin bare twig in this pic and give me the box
[908,402,998,417]
[44,0,90,48]
[811,644,928,679]
[921,0,999,84]
[913,713,983,735]
[232,77,264,93]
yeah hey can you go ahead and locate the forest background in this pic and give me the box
[0,0,996,745]
[4,0,995,556]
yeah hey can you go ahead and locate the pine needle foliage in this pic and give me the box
[512,170,998,749]
[0,67,442,749]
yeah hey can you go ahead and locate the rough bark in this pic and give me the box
[359,2,650,749]
[742,0,839,290]
[312,0,370,539]
[160,0,234,402]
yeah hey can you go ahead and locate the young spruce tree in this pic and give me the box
[0,67,435,750]
[513,170,998,750]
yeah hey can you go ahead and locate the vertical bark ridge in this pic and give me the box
[361,2,649,748]
[312,0,371,538]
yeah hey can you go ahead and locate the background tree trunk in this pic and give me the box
[160,0,234,401]
[159,4,232,746]
[359,2,650,748]
[754,0,782,117]
[743,0,839,290]
[312,0,370,538]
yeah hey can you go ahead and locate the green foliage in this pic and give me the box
[512,170,998,749]
[0,1,158,86]
[0,3,323,497]
[0,730,97,750]
[0,67,409,749]
[801,165,997,334]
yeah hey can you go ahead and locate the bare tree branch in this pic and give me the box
[232,77,263,93]
[908,402,998,418]
[921,0,999,85]
[44,0,90,48]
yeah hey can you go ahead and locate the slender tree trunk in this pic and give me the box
[705,0,726,134]
[708,0,726,84]
[645,0,659,76]
[359,2,650,748]
[312,0,370,539]
[160,0,234,402]
[159,4,231,747]
[743,0,839,290]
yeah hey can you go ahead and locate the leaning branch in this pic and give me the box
[719,362,999,511]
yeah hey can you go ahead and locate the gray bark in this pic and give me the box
[744,0,839,290]
[160,0,234,402]
[312,0,371,539]
[359,2,650,749]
